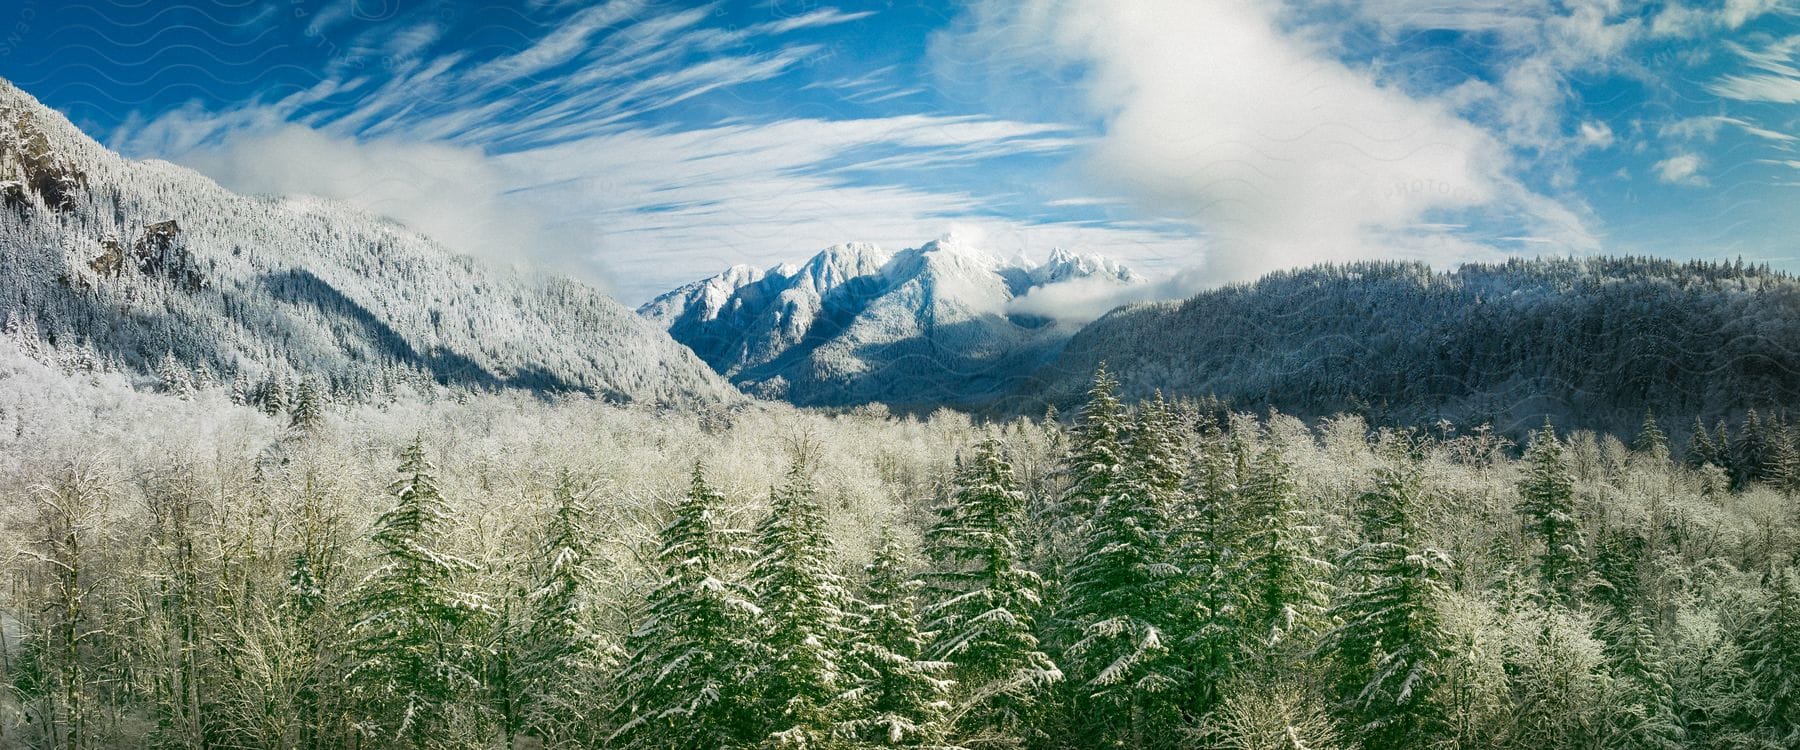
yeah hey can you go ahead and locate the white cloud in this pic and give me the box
[1578,120,1615,148]
[176,125,592,279]
[935,0,1597,287]
[1652,0,1784,37]
[497,116,1200,302]
[1709,36,1800,103]
[1653,153,1708,185]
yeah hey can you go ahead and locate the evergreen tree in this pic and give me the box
[1604,612,1685,750]
[1687,416,1718,469]
[749,460,856,748]
[155,350,192,398]
[1590,528,1644,616]
[1769,426,1800,497]
[1058,389,1188,747]
[1633,410,1668,458]
[1237,438,1331,652]
[1713,420,1734,478]
[289,377,324,432]
[509,470,619,748]
[1745,569,1800,745]
[1060,365,1131,524]
[837,530,956,748]
[259,373,287,417]
[1517,423,1584,603]
[1740,409,1770,486]
[344,438,485,749]
[1172,423,1249,715]
[1320,447,1453,750]
[612,464,764,750]
[921,439,1061,748]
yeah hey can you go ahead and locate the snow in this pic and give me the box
[639,237,1146,407]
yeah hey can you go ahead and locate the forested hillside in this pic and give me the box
[1012,258,1800,436]
[0,79,739,407]
[6,336,1800,749]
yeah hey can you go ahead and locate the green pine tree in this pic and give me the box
[1517,422,1584,603]
[611,464,764,750]
[921,439,1061,748]
[1058,388,1189,747]
[1237,438,1331,653]
[1172,422,1250,716]
[1320,446,1453,750]
[1603,611,1685,750]
[836,529,956,748]
[1633,410,1668,459]
[344,438,485,750]
[1745,569,1800,745]
[508,470,620,748]
[751,460,855,748]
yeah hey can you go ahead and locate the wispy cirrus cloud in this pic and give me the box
[107,3,1190,302]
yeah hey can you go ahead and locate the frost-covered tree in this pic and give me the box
[1321,447,1453,750]
[1205,680,1346,750]
[1504,606,1610,749]
[289,377,324,432]
[505,470,620,748]
[612,464,764,750]
[1237,438,1330,652]
[836,529,956,748]
[1060,365,1130,525]
[1604,612,1685,750]
[1633,410,1668,459]
[343,439,485,749]
[750,460,856,748]
[1517,423,1583,603]
[1173,424,1250,715]
[921,439,1061,747]
[1745,569,1800,745]
[1058,382,1188,746]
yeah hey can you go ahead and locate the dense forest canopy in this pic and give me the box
[1014,257,1800,437]
[5,339,1800,749]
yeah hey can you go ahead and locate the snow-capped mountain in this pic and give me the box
[0,78,740,406]
[641,237,1145,408]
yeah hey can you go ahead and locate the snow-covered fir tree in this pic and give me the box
[506,470,620,748]
[1745,568,1800,746]
[343,438,486,750]
[921,439,1061,748]
[1058,379,1189,747]
[749,460,857,748]
[1172,420,1250,715]
[1517,422,1584,603]
[1236,435,1331,654]
[1321,444,1454,750]
[612,464,764,750]
[836,529,957,748]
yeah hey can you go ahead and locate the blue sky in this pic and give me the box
[2,0,1796,303]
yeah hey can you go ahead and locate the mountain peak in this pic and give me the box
[643,238,1147,407]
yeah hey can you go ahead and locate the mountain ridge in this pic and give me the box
[0,78,742,407]
[640,237,1144,408]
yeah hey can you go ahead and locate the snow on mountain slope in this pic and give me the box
[641,236,1145,408]
[0,78,741,407]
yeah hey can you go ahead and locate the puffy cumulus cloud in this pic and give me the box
[176,125,597,282]
[935,0,1596,287]
[1653,153,1708,185]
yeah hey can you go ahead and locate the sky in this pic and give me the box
[1,0,1796,305]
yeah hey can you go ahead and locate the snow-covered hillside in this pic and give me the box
[0,78,741,407]
[641,237,1144,408]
